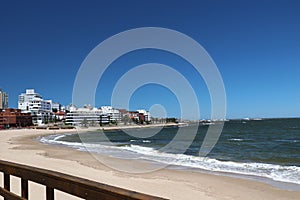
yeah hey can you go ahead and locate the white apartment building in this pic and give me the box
[65,105,102,126]
[52,102,61,111]
[18,89,52,126]
[100,106,121,122]
[65,105,121,126]
[0,88,8,110]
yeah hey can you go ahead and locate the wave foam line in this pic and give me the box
[40,136,300,185]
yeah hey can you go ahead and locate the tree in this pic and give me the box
[90,120,97,127]
[81,118,88,127]
[122,115,130,125]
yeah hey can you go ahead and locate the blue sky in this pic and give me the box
[0,0,300,119]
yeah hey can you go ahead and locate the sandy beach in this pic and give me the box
[1,128,300,200]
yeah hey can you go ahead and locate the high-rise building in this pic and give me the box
[0,91,2,110]
[0,88,8,110]
[18,89,52,125]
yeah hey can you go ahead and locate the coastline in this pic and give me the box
[78,122,179,131]
[1,128,300,199]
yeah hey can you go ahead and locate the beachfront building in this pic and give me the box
[65,105,102,126]
[65,104,152,126]
[128,111,139,124]
[52,102,66,121]
[54,111,66,121]
[0,108,32,129]
[0,88,8,110]
[128,110,151,124]
[18,89,52,126]
[100,106,121,124]
[65,105,122,126]
[52,102,61,112]
[136,109,151,124]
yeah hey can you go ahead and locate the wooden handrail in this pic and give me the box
[0,160,167,200]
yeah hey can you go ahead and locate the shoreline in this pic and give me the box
[76,122,179,131]
[1,129,300,199]
[39,130,300,191]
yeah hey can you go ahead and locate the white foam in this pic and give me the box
[40,135,300,185]
[40,134,84,148]
[130,139,151,143]
[275,139,299,143]
[114,144,300,185]
[228,138,244,141]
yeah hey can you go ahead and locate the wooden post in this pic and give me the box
[46,186,54,200]
[4,173,10,200]
[21,179,28,198]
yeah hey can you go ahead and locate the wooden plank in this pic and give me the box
[0,187,27,200]
[21,179,28,198]
[0,160,168,200]
[46,186,54,200]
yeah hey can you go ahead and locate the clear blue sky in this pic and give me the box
[1,0,300,119]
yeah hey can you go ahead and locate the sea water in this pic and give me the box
[40,118,300,189]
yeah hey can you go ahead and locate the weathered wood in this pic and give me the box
[4,173,10,200]
[21,179,28,198]
[0,187,26,200]
[46,186,54,200]
[4,173,10,191]
[0,160,167,200]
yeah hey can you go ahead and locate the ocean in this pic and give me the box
[40,118,300,189]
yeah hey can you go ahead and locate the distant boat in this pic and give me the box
[199,119,215,126]
[243,118,250,121]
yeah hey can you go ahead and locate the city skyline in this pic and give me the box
[1,1,300,119]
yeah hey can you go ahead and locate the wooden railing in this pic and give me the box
[0,160,167,200]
